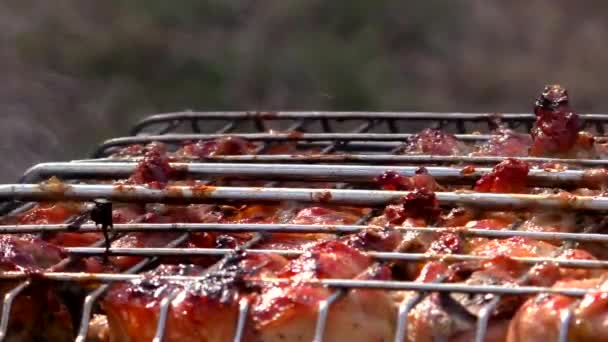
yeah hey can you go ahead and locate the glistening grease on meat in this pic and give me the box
[401,128,467,155]
[474,158,530,193]
[375,168,443,191]
[529,85,582,157]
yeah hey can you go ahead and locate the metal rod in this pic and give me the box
[170,153,608,167]
[0,280,31,341]
[233,299,250,342]
[4,223,608,243]
[3,184,608,211]
[394,276,448,342]
[57,248,608,269]
[313,291,342,342]
[20,162,594,187]
[0,273,597,297]
[129,111,608,135]
[558,302,578,342]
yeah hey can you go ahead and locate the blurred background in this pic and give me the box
[1,0,607,181]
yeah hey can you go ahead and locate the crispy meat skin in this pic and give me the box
[529,85,581,156]
[250,241,395,342]
[507,278,608,342]
[401,237,598,342]
[402,128,467,155]
[104,254,289,342]
[474,158,530,193]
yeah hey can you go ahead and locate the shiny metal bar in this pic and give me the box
[21,162,594,188]
[313,291,342,342]
[394,292,426,342]
[0,280,31,341]
[4,223,608,243]
[3,184,608,211]
[0,272,594,297]
[233,299,250,342]
[175,153,608,167]
[129,111,608,135]
[59,248,608,269]
[558,303,578,342]
[100,132,493,148]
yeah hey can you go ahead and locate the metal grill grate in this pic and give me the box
[2,112,608,341]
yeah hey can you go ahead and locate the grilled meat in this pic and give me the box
[529,85,583,157]
[250,240,395,342]
[507,277,608,342]
[0,236,73,341]
[473,128,532,157]
[401,128,469,155]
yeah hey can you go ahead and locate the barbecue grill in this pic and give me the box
[2,110,608,342]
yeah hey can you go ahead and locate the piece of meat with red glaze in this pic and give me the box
[375,168,443,191]
[401,128,468,155]
[529,85,583,157]
[372,188,442,227]
[507,277,608,342]
[250,240,396,342]
[474,158,530,193]
[397,263,509,342]
[17,202,82,225]
[124,144,174,188]
[103,250,289,342]
[473,128,532,157]
[398,238,598,342]
[289,206,363,225]
[342,226,404,252]
[176,136,256,159]
[0,235,73,341]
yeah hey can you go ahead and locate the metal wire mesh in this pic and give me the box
[2,112,608,341]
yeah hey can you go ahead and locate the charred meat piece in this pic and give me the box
[103,253,289,342]
[378,188,442,226]
[474,158,530,193]
[401,128,468,155]
[529,85,581,157]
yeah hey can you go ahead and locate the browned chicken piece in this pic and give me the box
[508,277,608,342]
[398,237,599,342]
[103,253,289,342]
[249,240,396,342]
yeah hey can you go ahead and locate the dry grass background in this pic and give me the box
[0,1,607,181]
